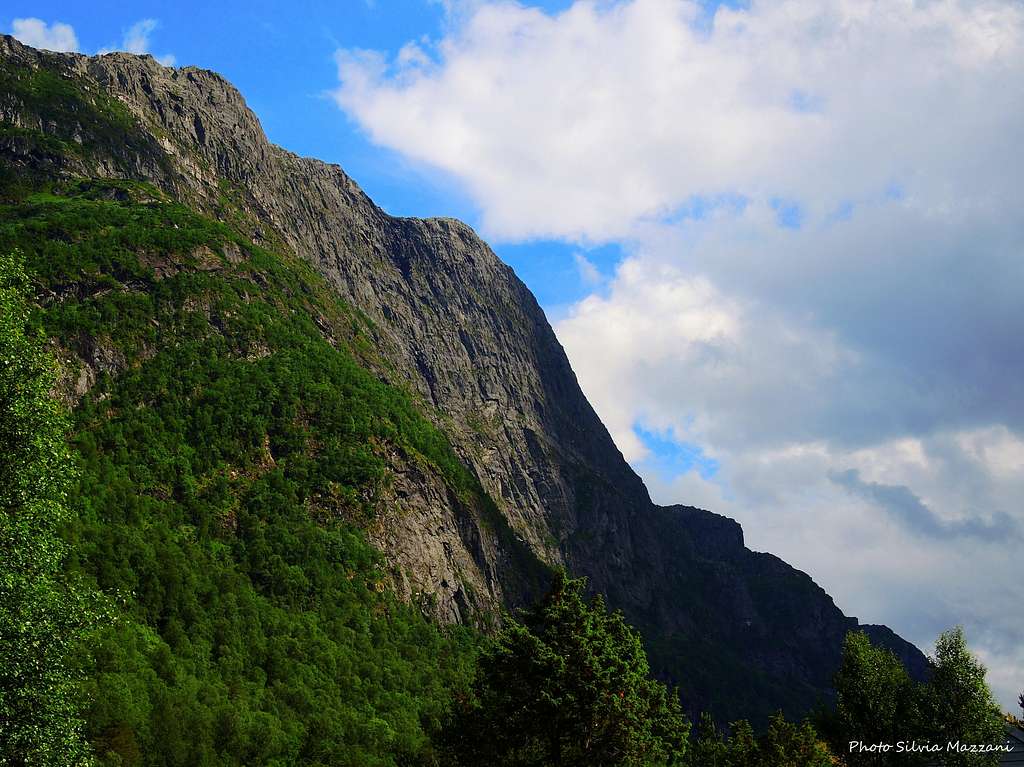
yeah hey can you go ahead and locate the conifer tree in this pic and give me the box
[688,713,729,767]
[686,712,834,767]
[757,712,834,767]
[446,568,690,766]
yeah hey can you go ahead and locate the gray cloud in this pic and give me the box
[829,468,1018,542]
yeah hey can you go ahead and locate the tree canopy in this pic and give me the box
[830,628,1006,767]
[687,711,834,767]
[0,250,94,765]
[832,631,923,765]
[445,569,690,767]
[0,188,484,766]
[922,627,1006,767]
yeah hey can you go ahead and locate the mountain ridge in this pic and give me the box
[0,33,927,724]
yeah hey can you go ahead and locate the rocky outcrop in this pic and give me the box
[367,446,505,627]
[0,34,926,722]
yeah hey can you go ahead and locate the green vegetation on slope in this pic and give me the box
[0,56,1009,765]
[0,251,95,765]
[0,58,174,200]
[0,182,1009,765]
[0,181,490,766]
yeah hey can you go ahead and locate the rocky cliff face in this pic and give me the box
[0,35,926,722]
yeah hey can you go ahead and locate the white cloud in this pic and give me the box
[330,0,1024,710]
[99,18,176,66]
[573,251,603,286]
[122,18,158,54]
[11,18,79,52]
[333,0,1024,242]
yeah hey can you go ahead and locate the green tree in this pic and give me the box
[830,628,1006,767]
[0,183,484,766]
[688,713,729,767]
[724,720,759,766]
[832,631,925,766]
[0,251,94,765]
[919,627,1005,767]
[445,569,690,767]
[687,713,833,767]
[756,713,835,767]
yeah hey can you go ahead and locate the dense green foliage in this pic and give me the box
[687,712,834,767]
[831,632,922,765]
[1,178,997,767]
[444,570,690,767]
[828,629,1006,766]
[439,570,839,767]
[0,251,94,765]
[922,628,1007,766]
[0,182,490,766]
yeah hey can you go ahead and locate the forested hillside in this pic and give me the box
[1,179,499,764]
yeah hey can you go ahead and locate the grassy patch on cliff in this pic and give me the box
[0,59,172,182]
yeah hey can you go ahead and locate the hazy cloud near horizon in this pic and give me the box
[336,0,1022,708]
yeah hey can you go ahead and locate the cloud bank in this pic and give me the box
[333,0,1023,241]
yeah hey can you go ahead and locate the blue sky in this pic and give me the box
[7,0,1024,709]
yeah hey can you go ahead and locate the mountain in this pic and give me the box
[0,32,926,740]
